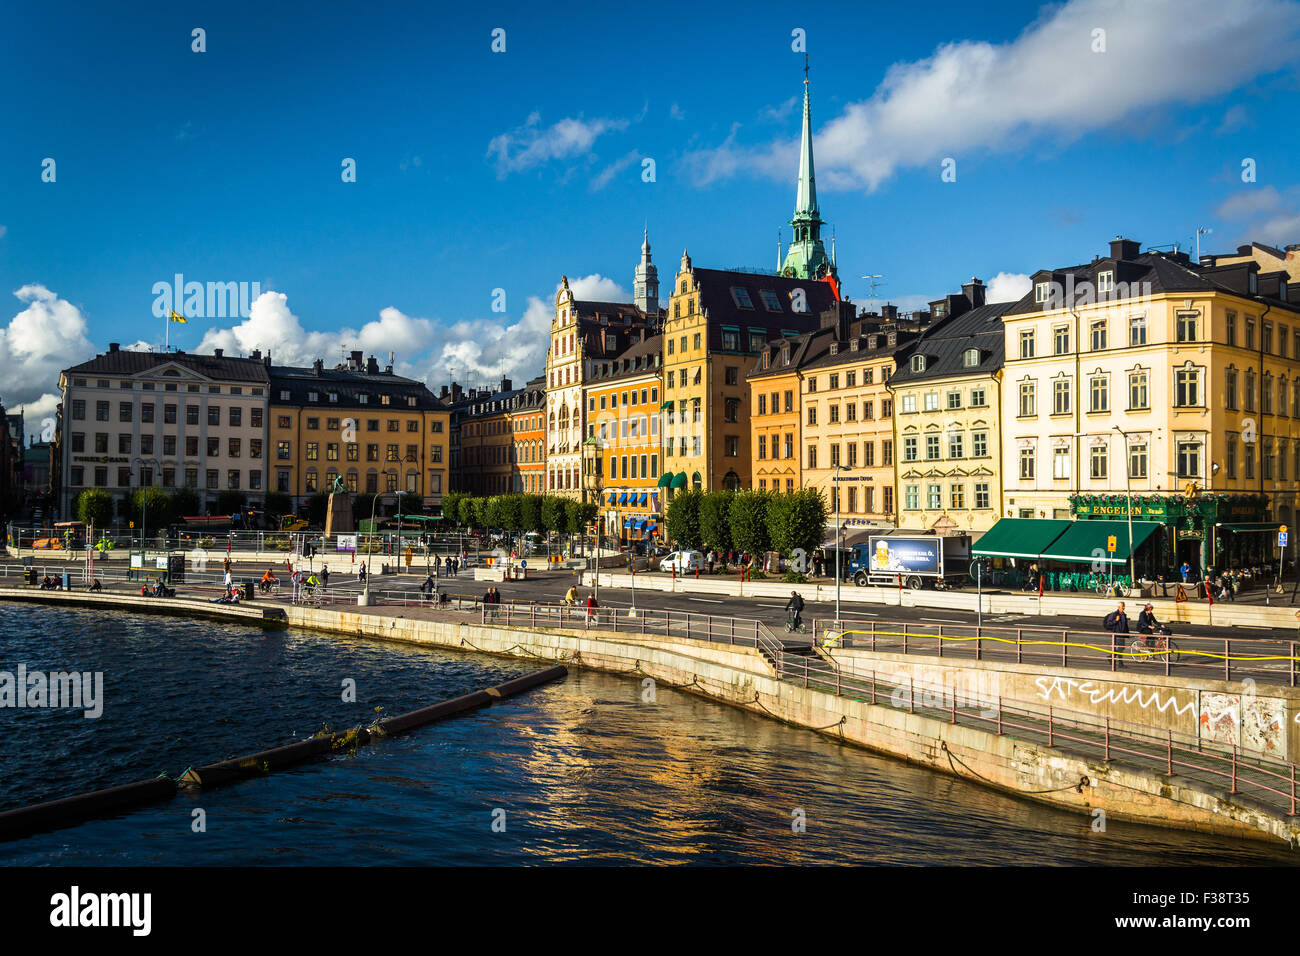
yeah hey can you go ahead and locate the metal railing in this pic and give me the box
[813,616,1300,687]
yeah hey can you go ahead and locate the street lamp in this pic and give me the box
[1112,425,1138,593]
[582,435,603,604]
[833,464,847,626]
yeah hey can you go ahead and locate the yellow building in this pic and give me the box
[1000,236,1300,571]
[887,281,1009,538]
[660,253,835,492]
[270,352,449,514]
[747,340,803,495]
[583,334,664,542]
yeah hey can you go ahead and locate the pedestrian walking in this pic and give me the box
[585,593,598,627]
[358,563,367,586]
[1180,561,1191,584]
[320,565,329,590]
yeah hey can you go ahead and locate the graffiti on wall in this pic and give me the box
[1033,676,1196,718]
[1242,697,1285,754]
[1200,694,1240,746]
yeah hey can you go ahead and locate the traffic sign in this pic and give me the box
[1107,535,1117,552]
[1280,532,1289,547]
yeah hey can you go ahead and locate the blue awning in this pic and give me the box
[607,493,617,505]
[639,493,648,505]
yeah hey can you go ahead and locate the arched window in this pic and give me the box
[911,354,926,373]
[692,471,703,491]
[723,470,740,491]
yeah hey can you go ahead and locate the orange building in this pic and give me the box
[509,376,547,494]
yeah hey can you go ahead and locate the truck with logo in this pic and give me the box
[846,533,972,589]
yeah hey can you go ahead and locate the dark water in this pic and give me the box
[0,605,1295,865]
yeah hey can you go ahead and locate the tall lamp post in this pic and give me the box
[582,435,603,604]
[1112,425,1137,593]
[833,464,847,626]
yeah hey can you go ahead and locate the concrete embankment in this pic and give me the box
[584,570,1300,630]
[5,587,1299,847]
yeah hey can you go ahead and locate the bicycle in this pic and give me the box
[785,613,807,634]
[1129,631,1180,664]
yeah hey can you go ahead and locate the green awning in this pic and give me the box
[1216,522,1282,533]
[1040,520,1164,565]
[656,473,673,488]
[669,472,688,489]
[971,518,1074,559]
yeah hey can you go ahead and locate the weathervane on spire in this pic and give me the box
[804,53,809,85]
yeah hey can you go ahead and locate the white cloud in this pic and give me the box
[0,285,95,434]
[669,103,685,121]
[590,150,641,191]
[487,112,630,178]
[987,272,1033,303]
[681,0,1300,190]
[1216,186,1300,247]
[0,225,7,239]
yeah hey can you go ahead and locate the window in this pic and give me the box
[725,436,739,457]
[1226,310,1237,346]
[1098,270,1113,293]
[1089,375,1108,413]
[972,431,988,458]
[927,484,942,509]
[947,391,962,410]
[724,365,738,386]
[948,433,964,459]
[1263,322,1274,354]
[1090,319,1107,351]
[730,288,753,309]
[783,434,792,459]
[845,371,856,388]
[1053,378,1071,415]
[963,348,980,367]
[1246,315,1256,349]
[1053,326,1070,355]
[1018,381,1036,417]
[722,328,740,350]
[1128,442,1148,479]
[864,442,875,467]
[306,442,318,460]
[829,404,840,424]
[228,438,241,458]
[725,399,740,423]
[902,394,917,413]
[845,402,856,422]
[1263,373,1274,414]
[950,485,965,509]
[1263,438,1275,480]
[830,443,841,467]
[1174,365,1202,407]
[1129,314,1147,346]
[903,436,918,462]
[758,435,767,459]
[95,401,109,421]
[1089,445,1108,479]
[806,443,816,469]
[974,482,990,509]
[911,354,927,372]
[925,435,940,460]
[923,392,939,412]
[1019,331,1035,359]
[1019,448,1035,479]
[1176,438,1202,479]
[784,391,793,413]
[1245,439,1256,480]
[1176,312,1198,342]
[757,394,766,415]
[905,485,920,511]
[882,440,893,465]
[229,407,242,427]
[807,406,817,426]
[1128,369,1148,410]
[118,434,131,455]
[1051,446,1069,479]
[1035,281,1050,303]
[969,386,986,407]
[829,373,840,390]
[1226,434,1238,479]
[1245,369,1256,412]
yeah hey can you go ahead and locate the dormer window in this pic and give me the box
[911,354,926,373]
[1035,281,1050,303]
[868,335,878,349]
[730,287,754,309]
[1097,270,1114,294]
[963,348,980,367]
[759,290,782,312]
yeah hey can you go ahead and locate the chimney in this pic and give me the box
[1109,237,1141,261]
[882,304,898,321]
[366,355,379,375]
[214,348,223,358]
[440,385,449,398]
[312,359,324,375]
[500,378,512,393]
[108,343,120,353]
[961,277,986,308]
[251,348,261,361]
[350,350,362,371]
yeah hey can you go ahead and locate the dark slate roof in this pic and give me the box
[747,321,916,382]
[690,268,837,350]
[887,302,1013,386]
[1006,250,1300,316]
[269,364,439,409]
[507,376,547,413]
[67,348,270,383]
[589,335,663,384]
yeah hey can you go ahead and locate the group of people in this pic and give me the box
[141,577,175,598]
[1102,601,1165,636]
[442,556,462,577]
[210,584,244,604]
[563,585,600,622]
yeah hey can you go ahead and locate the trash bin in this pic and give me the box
[61,572,70,591]
[242,580,254,601]
[27,567,37,586]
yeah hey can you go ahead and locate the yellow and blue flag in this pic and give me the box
[169,309,187,324]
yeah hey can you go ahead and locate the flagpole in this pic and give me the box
[165,311,169,352]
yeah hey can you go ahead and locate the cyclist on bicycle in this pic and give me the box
[564,584,580,606]
[785,590,805,631]
[1136,603,1161,635]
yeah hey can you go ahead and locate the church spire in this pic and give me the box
[634,226,658,315]
[781,56,833,281]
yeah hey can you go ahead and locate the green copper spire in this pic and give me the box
[781,57,833,281]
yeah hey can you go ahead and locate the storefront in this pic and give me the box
[1069,492,1272,575]
[603,489,662,544]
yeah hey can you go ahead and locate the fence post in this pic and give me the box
[1105,717,1110,762]
[1292,764,1297,816]
[996,696,1002,736]
[1062,630,1068,668]
[1017,629,1023,664]
[908,677,914,714]
[870,669,876,705]
[754,620,759,646]
[1231,744,1238,794]
[1166,729,1173,777]
[803,656,808,689]
[903,623,909,655]
[1225,639,1231,682]
[532,604,536,628]
[976,632,982,661]
[1293,642,1297,689]
[938,625,943,658]
[871,620,877,652]
[836,665,841,697]
[1111,631,1117,672]
[950,684,956,724]
[730,617,734,645]
[1048,706,1053,747]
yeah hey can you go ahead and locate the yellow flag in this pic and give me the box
[169,309,187,324]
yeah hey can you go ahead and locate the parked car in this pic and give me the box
[660,550,705,573]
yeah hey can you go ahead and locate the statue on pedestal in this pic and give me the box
[324,476,354,536]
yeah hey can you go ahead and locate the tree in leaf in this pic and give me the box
[699,490,734,554]
[729,489,771,557]
[441,491,465,525]
[665,489,703,550]
[74,489,114,529]
[305,492,330,527]
[541,496,566,534]
[519,494,545,535]
[170,487,200,519]
[129,487,174,532]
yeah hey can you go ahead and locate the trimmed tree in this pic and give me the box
[519,494,545,535]
[729,489,771,557]
[214,489,247,515]
[129,487,174,532]
[458,496,477,529]
[767,489,827,558]
[699,490,734,554]
[170,487,200,519]
[74,489,114,529]
[541,496,567,535]
[665,489,703,550]
[441,491,465,525]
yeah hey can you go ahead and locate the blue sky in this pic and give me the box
[2,0,1299,431]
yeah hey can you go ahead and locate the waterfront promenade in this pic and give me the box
[4,580,1300,847]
